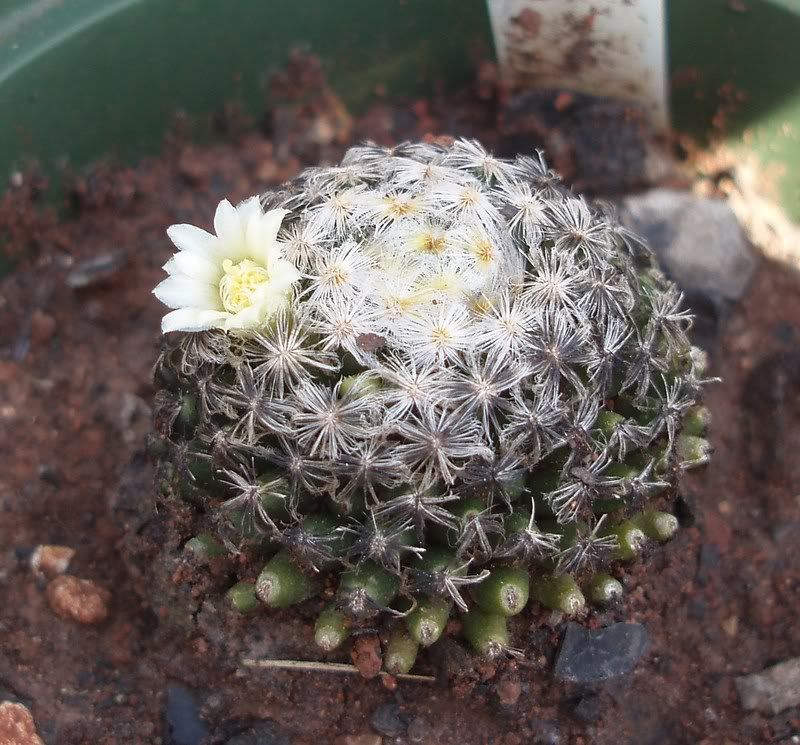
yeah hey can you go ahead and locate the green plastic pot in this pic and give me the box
[1,0,799,218]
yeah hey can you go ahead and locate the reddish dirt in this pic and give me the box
[1,63,799,744]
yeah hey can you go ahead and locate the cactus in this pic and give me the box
[314,604,350,652]
[150,139,711,668]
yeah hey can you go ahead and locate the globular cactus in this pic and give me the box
[151,138,711,669]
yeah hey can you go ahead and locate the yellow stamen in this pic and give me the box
[471,238,496,268]
[468,294,493,316]
[384,195,417,218]
[219,258,270,314]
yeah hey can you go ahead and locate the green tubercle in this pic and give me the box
[339,561,400,617]
[227,581,260,614]
[314,604,350,652]
[340,372,382,398]
[255,551,313,609]
[682,406,711,436]
[414,545,457,573]
[503,510,532,535]
[607,519,648,562]
[186,448,215,488]
[532,574,586,614]
[406,597,451,647]
[384,627,420,674]
[632,510,679,542]
[462,608,509,657]
[184,533,226,561]
[472,567,530,617]
[176,392,199,436]
[526,463,564,499]
[256,470,292,522]
[593,410,625,438]
[677,434,713,467]
[586,572,624,606]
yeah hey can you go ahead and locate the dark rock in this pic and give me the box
[696,543,721,585]
[37,464,61,488]
[165,685,209,745]
[554,622,649,684]
[499,89,662,194]
[770,707,800,741]
[369,702,407,738]
[0,679,31,710]
[735,658,800,714]
[772,521,800,551]
[673,493,696,527]
[572,693,603,723]
[406,717,431,743]
[528,718,562,745]
[620,190,756,310]
[224,720,290,745]
[686,597,707,620]
[13,546,34,565]
[772,321,797,345]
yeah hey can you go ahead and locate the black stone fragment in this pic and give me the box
[554,622,649,684]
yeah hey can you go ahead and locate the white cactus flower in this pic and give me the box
[154,197,300,333]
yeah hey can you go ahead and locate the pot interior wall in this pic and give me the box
[2,0,799,218]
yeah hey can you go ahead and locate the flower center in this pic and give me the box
[219,258,270,314]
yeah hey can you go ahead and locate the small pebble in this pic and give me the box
[406,717,431,743]
[351,635,382,680]
[165,685,209,745]
[29,311,56,344]
[30,545,75,578]
[528,718,561,745]
[0,701,45,745]
[370,703,406,738]
[65,251,127,289]
[736,657,800,714]
[721,616,739,637]
[46,575,111,625]
[495,676,522,706]
[334,736,382,745]
[224,720,289,745]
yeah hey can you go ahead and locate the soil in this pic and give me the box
[1,58,799,745]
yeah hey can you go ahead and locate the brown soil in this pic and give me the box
[1,64,799,745]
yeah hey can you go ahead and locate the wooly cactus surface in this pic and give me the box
[150,139,710,667]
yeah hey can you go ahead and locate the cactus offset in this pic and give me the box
[151,139,711,666]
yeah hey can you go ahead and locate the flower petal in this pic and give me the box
[153,275,221,310]
[223,302,265,331]
[256,208,289,265]
[167,224,221,260]
[214,199,246,259]
[163,256,179,276]
[161,308,229,333]
[244,207,266,263]
[169,250,221,284]
[236,196,263,223]
[267,259,301,292]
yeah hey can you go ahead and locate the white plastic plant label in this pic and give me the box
[487,0,669,131]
